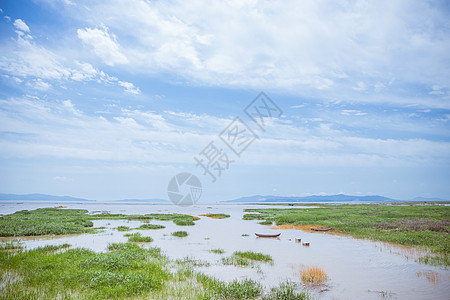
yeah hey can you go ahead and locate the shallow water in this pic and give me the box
[1,201,449,299]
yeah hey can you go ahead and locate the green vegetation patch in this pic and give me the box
[0,242,169,299]
[222,251,272,267]
[0,208,94,237]
[196,273,262,299]
[116,226,130,231]
[172,231,188,238]
[262,281,307,300]
[0,209,198,238]
[244,204,450,266]
[127,233,153,243]
[137,224,165,230]
[209,248,225,254]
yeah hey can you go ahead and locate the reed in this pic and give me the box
[300,266,327,284]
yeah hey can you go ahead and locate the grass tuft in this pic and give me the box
[209,248,225,254]
[172,231,188,238]
[200,213,231,219]
[300,266,327,284]
[117,226,130,231]
[137,224,165,230]
[127,233,153,243]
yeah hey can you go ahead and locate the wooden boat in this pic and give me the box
[295,238,301,243]
[302,242,310,246]
[310,227,332,231]
[255,233,281,238]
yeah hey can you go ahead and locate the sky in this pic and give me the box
[0,0,449,202]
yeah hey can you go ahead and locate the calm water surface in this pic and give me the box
[1,202,449,299]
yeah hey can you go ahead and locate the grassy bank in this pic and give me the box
[244,204,449,266]
[0,208,198,237]
[0,243,308,299]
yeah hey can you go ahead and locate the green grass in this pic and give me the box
[0,240,23,250]
[262,281,307,300]
[137,224,165,230]
[116,226,130,231]
[172,231,188,238]
[244,203,450,266]
[0,242,169,299]
[234,251,273,262]
[0,242,308,299]
[222,251,273,267]
[209,248,225,254]
[127,233,153,243]
[0,208,95,237]
[200,213,231,219]
[196,273,262,299]
[0,209,198,238]
[242,233,249,237]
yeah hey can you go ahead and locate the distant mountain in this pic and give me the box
[410,197,449,202]
[224,194,398,203]
[0,193,94,202]
[115,198,169,203]
[0,193,170,203]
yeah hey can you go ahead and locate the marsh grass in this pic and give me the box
[244,204,450,266]
[172,231,188,238]
[300,266,328,284]
[200,213,231,219]
[222,251,272,267]
[0,240,23,250]
[0,209,198,238]
[263,281,308,300]
[210,248,225,254]
[0,242,169,299]
[127,233,153,243]
[0,241,309,299]
[0,208,94,236]
[137,224,165,230]
[259,220,273,225]
[116,225,130,231]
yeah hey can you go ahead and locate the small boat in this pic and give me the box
[302,242,310,246]
[295,238,301,243]
[310,227,332,231]
[255,233,281,238]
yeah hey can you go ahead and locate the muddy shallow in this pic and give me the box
[1,202,449,299]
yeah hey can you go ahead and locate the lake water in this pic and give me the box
[1,201,449,299]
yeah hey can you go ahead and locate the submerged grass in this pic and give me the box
[116,225,130,231]
[172,231,188,238]
[222,251,273,267]
[210,248,225,254]
[127,233,153,243]
[137,224,165,230]
[244,204,450,266]
[0,209,198,238]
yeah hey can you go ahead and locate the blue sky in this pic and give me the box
[0,0,449,201]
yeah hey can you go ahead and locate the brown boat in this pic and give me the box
[255,233,281,238]
[310,227,332,231]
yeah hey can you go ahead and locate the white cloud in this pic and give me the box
[118,81,140,94]
[13,19,30,33]
[77,25,128,66]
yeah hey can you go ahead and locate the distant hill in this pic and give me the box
[115,198,169,203]
[225,194,398,203]
[0,193,94,202]
[0,193,169,203]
